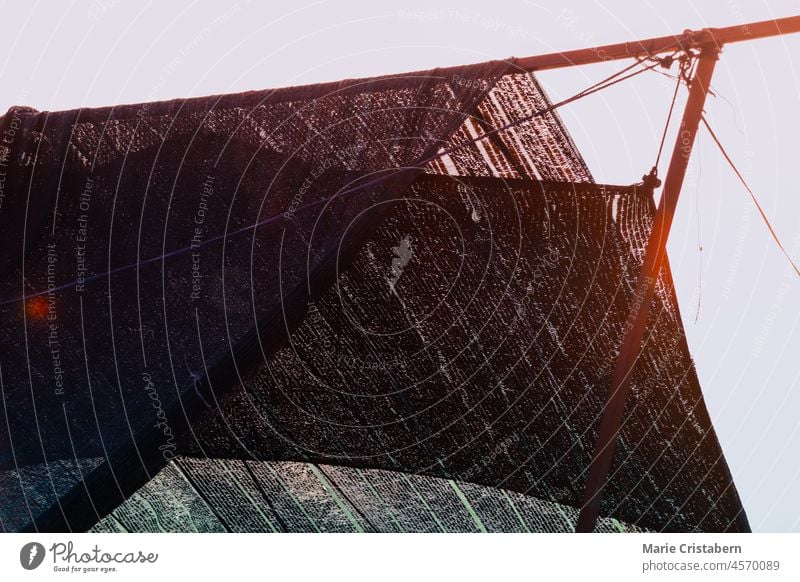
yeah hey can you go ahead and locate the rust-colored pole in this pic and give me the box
[575,44,720,533]
[514,15,800,72]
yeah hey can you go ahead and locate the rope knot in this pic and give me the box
[642,166,662,190]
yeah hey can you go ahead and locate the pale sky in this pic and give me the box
[1,0,798,532]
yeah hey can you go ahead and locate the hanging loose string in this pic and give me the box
[701,114,800,278]
[647,53,706,320]
[693,130,703,323]
[2,57,663,306]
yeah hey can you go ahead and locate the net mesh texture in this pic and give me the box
[0,59,748,533]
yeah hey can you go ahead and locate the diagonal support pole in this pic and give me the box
[575,44,720,533]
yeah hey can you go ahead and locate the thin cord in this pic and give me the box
[701,114,800,278]
[694,130,703,323]
[427,57,660,166]
[655,72,683,170]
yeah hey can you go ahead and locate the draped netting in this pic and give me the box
[0,61,748,532]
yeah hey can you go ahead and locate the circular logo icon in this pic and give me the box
[20,542,46,570]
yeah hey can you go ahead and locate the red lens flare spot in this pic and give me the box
[26,296,49,320]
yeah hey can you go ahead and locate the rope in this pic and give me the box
[654,72,682,170]
[421,56,661,169]
[642,50,692,188]
[701,114,800,278]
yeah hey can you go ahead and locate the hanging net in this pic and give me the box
[0,59,748,532]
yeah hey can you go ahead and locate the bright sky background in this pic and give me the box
[1,0,798,532]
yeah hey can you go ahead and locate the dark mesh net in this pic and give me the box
[178,176,746,533]
[0,60,747,532]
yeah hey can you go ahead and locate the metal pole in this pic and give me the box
[514,15,800,72]
[575,44,720,533]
